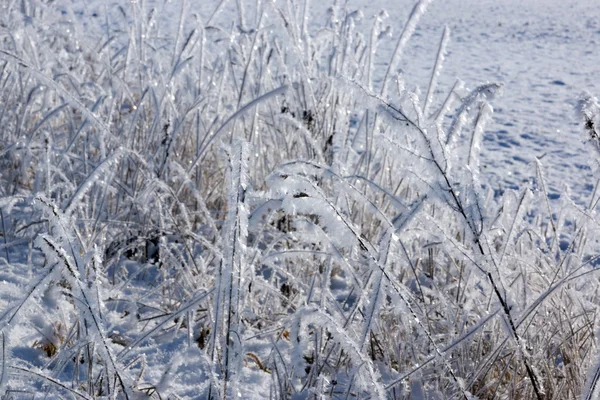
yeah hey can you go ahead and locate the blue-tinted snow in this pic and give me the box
[304,0,600,203]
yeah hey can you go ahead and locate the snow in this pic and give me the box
[382,0,600,202]
[1,0,600,398]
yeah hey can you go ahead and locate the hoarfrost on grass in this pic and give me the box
[0,0,599,398]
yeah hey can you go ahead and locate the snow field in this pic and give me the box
[0,0,599,398]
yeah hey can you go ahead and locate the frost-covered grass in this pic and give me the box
[1,0,600,398]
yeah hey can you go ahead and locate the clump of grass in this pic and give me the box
[0,0,598,399]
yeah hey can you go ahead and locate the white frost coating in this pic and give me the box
[445,83,502,148]
[186,85,288,176]
[359,231,392,351]
[276,174,357,251]
[367,11,390,92]
[0,50,113,139]
[380,0,433,98]
[579,93,600,163]
[0,196,25,215]
[248,198,284,232]
[423,25,450,118]
[1,0,598,397]
[0,333,6,397]
[0,260,61,333]
[35,234,80,281]
[218,138,251,397]
[155,353,184,395]
[570,315,599,400]
[31,193,133,397]
[409,89,424,127]
[433,78,465,126]
[459,101,494,235]
[468,101,493,174]
[276,113,325,162]
[63,149,124,217]
[37,233,133,396]
[294,306,387,400]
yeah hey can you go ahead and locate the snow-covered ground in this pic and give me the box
[318,0,600,202]
[1,0,600,398]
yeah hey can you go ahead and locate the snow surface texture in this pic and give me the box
[1,0,600,399]
[347,0,600,203]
